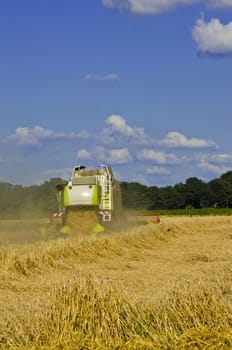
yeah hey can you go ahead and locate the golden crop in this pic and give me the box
[0,216,231,349]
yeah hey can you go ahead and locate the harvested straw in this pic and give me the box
[66,208,99,234]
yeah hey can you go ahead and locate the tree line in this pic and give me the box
[1,171,232,217]
[121,170,232,210]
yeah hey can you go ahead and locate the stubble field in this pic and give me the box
[0,216,232,349]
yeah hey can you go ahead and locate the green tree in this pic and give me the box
[182,177,211,209]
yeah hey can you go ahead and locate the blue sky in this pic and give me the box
[1,0,232,186]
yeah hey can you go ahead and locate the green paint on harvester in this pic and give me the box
[63,187,70,206]
[92,223,104,234]
[60,225,72,234]
[91,185,99,205]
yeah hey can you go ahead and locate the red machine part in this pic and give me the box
[128,214,160,224]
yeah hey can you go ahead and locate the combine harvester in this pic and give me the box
[42,164,159,238]
[44,164,122,236]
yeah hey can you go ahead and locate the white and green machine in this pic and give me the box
[55,165,122,234]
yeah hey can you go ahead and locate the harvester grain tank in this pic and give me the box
[54,164,122,234]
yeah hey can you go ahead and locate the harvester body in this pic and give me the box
[55,165,122,234]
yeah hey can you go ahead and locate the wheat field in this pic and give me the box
[0,216,232,349]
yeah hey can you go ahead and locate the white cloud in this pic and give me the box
[77,145,133,165]
[146,166,171,175]
[137,149,179,164]
[6,126,55,145]
[108,148,133,164]
[77,149,91,160]
[210,153,232,163]
[208,0,232,8]
[195,152,232,175]
[71,131,90,139]
[3,117,228,186]
[102,0,129,11]
[192,17,232,55]
[198,160,231,174]
[102,0,197,14]
[81,145,133,164]
[98,133,116,145]
[94,146,107,161]
[104,115,146,139]
[6,126,90,145]
[102,0,232,14]
[83,73,120,82]
[196,152,232,165]
[158,131,217,148]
